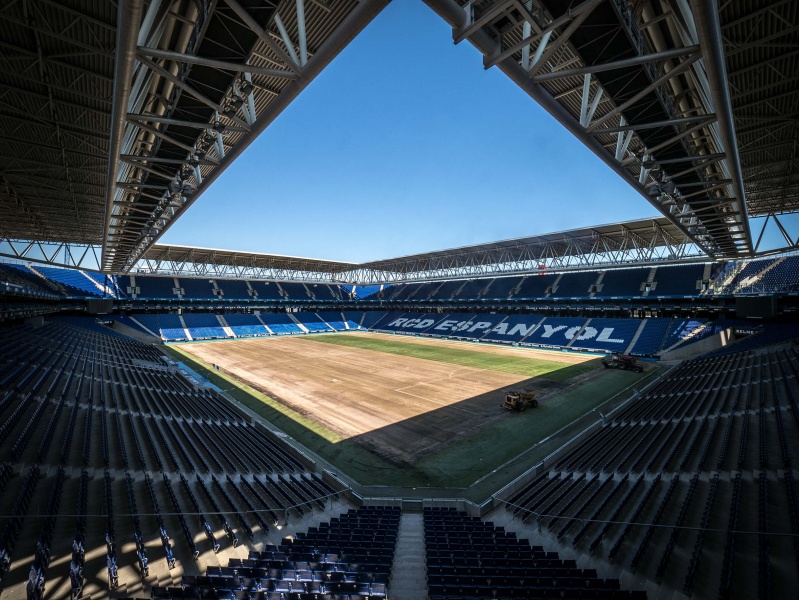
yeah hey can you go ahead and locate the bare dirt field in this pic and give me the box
[176,333,600,464]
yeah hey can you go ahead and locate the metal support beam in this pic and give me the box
[587,54,700,132]
[669,155,726,179]
[423,0,714,258]
[136,47,297,79]
[636,118,717,158]
[126,0,393,272]
[137,56,250,130]
[0,237,102,271]
[296,0,308,66]
[532,46,699,82]
[690,0,752,252]
[116,182,170,189]
[120,155,217,166]
[680,182,731,199]
[221,0,302,75]
[591,114,714,135]
[527,0,604,77]
[127,119,206,156]
[273,12,302,67]
[771,213,796,247]
[126,113,249,132]
[455,0,514,44]
[102,0,146,270]
[651,153,726,165]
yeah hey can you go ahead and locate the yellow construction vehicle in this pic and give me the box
[502,389,539,411]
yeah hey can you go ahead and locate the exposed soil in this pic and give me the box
[178,333,599,464]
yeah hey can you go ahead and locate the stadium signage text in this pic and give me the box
[385,317,625,344]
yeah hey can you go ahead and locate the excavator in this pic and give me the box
[502,389,539,411]
[601,353,644,373]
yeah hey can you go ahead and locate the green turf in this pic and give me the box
[305,333,593,381]
[164,339,658,497]
[412,368,649,492]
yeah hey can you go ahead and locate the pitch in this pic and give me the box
[173,332,636,477]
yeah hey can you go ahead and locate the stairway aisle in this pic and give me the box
[389,512,428,600]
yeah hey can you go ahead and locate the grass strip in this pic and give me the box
[306,334,593,381]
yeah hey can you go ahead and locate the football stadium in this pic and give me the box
[0,1,798,600]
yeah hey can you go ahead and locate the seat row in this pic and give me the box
[153,507,399,600]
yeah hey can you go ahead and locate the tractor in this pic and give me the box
[502,389,539,412]
[601,353,644,373]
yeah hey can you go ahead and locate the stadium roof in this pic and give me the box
[0,0,797,273]
[141,243,357,274]
[137,216,705,283]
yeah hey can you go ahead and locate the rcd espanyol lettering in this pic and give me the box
[385,317,625,344]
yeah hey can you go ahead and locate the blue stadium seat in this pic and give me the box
[259,313,303,334]
[595,268,650,297]
[717,258,774,293]
[0,263,61,296]
[651,264,705,296]
[223,313,270,336]
[660,318,707,350]
[550,271,599,298]
[735,256,799,294]
[427,281,464,301]
[630,318,673,355]
[514,274,557,299]
[353,285,382,299]
[360,311,389,328]
[82,270,121,297]
[33,265,103,297]
[182,313,229,339]
[134,276,179,299]
[453,313,510,339]
[214,279,252,300]
[389,283,428,301]
[375,312,436,333]
[482,314,547,343]
[569,318,640,352]
[454,278,494,299]
[252,281,284,300]
[316,311,349,330]
[293,312,334,332]
[481,276,522,300]
[278,282,311,300]
[523,316,586,346]
[135,314,188,340]
[423,312,479,336]
[342,311,366,328]
[179,279,216,299]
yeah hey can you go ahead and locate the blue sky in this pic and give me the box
[161,0,795,262]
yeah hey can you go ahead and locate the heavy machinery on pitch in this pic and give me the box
[601,353,644,373]
[502,389,539,411]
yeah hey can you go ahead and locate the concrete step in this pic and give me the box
[389,512,428,600]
